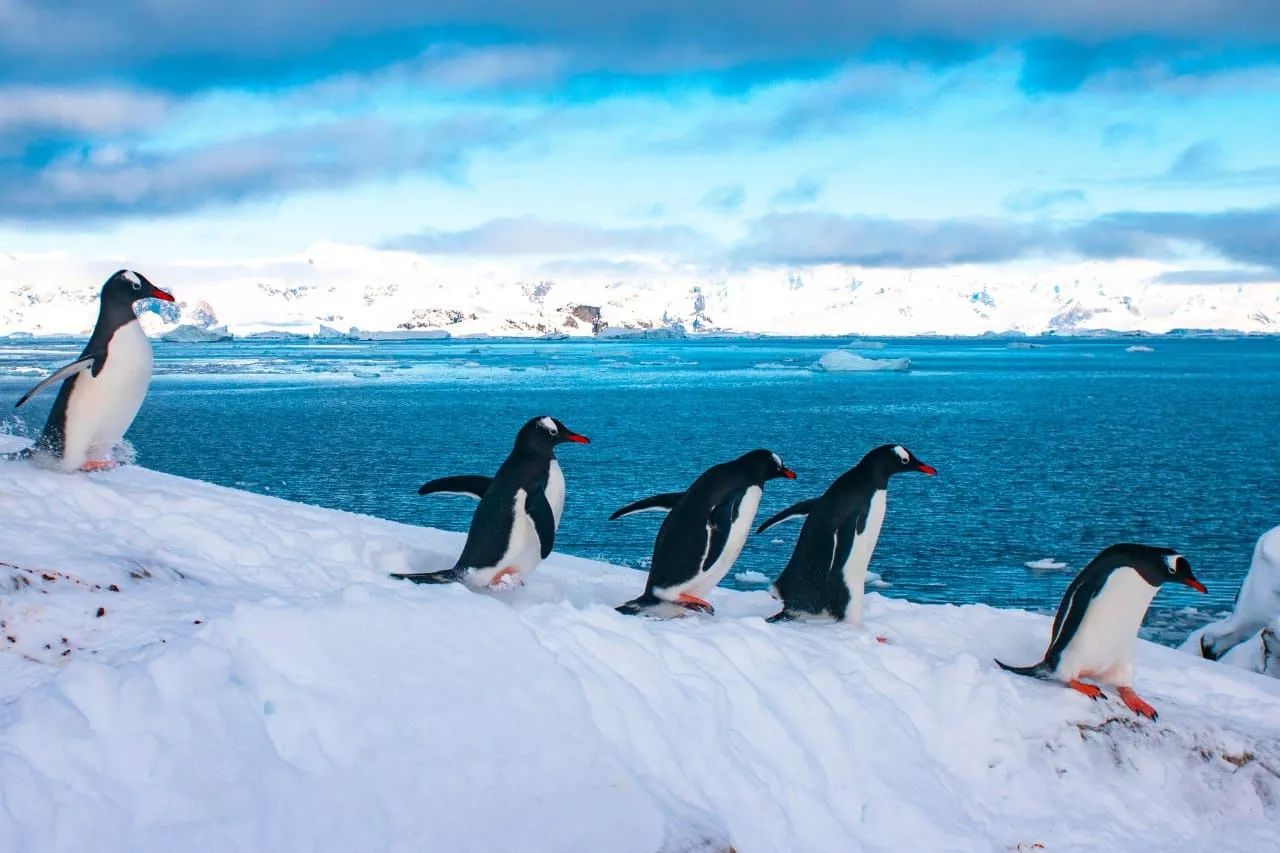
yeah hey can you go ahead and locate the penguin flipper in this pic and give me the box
[528,492,557,559]
[15,356,99,408]
[417,475,492,498]
[390,568,465,585]
[609,491,685,521]
[994,659,1050,679]
[756,498,817,534]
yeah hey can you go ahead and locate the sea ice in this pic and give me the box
[1024,558,1069,571]
[812,350,911,372]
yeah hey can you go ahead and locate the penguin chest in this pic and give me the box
[493,489,545,579]
[1056,568,1157,684]
[546,459,565,529]
[697,485,763,589]
[63,321,153,461]
[839,490,886,594]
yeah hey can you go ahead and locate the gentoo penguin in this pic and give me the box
[612,449,795,617]
[1187,524,1280,662]
[997,543,1207,720]
[8,270,174,472]
[390,416,589,589]
[760,444,936,625]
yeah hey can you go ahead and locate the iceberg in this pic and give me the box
[0,435,1277,851]
[160,324,233,343]
[1024,558,1069,571]
[1126,345,1155,353]
[812,350,911,372]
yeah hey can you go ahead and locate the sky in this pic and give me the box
[2,1,1279,286]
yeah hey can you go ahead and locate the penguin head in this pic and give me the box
[737,449,797,484]
[103,270,175,305]
[1124,545,1207,594]
[870,444,937,479]
[517,416,590,453]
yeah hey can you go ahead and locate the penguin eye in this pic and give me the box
[131,281,141,291]
[893,446,910,464]
[1164,555,1180,574]
[538,416,557,435]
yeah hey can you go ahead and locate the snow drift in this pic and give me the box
[1,436,1278,852]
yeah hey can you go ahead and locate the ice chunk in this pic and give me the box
[1125,345,1155,352]
[161,324,233,342]
[812,350,910,372]
[1024,558,1069,571]
[734,570,771,585]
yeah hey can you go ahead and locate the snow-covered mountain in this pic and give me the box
[2,244,1278,338]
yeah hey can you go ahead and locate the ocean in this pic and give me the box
[2,335,1277,645]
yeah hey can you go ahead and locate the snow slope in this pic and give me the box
[3,246,1279,337]
[1,436,1278,852]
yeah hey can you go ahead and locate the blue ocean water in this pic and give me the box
[3,336,1278,645]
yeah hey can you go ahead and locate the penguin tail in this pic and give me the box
[390,568,464,585]
[766,609,794,623]
[994,659,1050,679]
[615,595,657,616]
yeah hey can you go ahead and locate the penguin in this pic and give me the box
[760,444,936,625]
[7,270,174,472]
[390,416,589,589]
[996,543,1207,720]
[613,449,795,617]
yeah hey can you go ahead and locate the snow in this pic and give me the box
[1025,558,1070,571]
[1182,526,1280,676]
[3,247,1280,338]
[812,350,911,372]
[1,436,1279,851]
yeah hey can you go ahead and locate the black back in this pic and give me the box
[644,449,792,592]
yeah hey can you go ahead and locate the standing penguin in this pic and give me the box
[996,543,1207,720]
[613,449,795,617]
[761,444,936,624]
[390,416,589,589]
[9,270,174,472]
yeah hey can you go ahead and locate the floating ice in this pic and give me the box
[1126,345,1155,353]
[812,350,910,372]
[1024,558,1069,571]
[734,570,771,585]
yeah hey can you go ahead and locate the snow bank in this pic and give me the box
[1,437,1278,851]
[812,350,911,372]
[1182,526,1280,677]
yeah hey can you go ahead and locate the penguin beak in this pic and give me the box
[564,431,590,444]
[150,287,176,303]
[1182,577,1207,594]
[780,467,797,479]
[915,463,938,476]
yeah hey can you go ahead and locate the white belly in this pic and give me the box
[471,489,545,586]
[61,321,153,469]
[1055,568,1157,686]
[661,486,763,599]
[546,459,565,529]
[839,490,886,625]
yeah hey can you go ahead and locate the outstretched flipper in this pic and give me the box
[390,568,465,585]
[417,475,492,498]
[756,498,817,534]
[994,659,1050,678]
[609,492,685,521]
[15,355,101,408]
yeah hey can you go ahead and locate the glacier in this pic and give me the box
[0,435,1278,851]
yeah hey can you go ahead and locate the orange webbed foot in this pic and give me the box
[677,593,715,615]
[875,635,890,644]
[1117,686,1158,720]
[1067,679,1106,701]
[488,567,521,589]
[79,460,117,472]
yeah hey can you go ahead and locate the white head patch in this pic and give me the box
[122,270,141,286]
[1164,554,1181,574]
[539,416,558,435]
[893,445,910,464]
[770,452,782,468]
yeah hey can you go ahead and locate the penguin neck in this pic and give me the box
[849,458,893,491]
[94,299,140,340]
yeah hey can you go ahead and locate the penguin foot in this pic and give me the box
[677,593,715,615]
[875,636,890,644]
[1117,686,1158,721]
[79,460,117,472]
[1067,679,1106,701]
[489,567,522,589]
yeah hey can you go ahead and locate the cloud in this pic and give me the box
[1159,139,1280,185]
[0,114,519,222]
[698,184,745,213]
[386,216,712,256]
[1002,188,1088,213]
[736,206,1280,271]
[1154,268,1279,284]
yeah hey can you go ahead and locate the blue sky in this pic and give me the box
[2,1,1279,282]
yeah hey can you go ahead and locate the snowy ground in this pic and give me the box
[1,435,1278,852]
